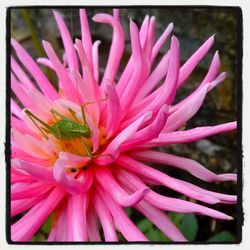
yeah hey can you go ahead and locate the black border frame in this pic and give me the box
[5,5,243,245]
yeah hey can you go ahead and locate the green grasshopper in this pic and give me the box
[24,96,113,166]
[24,106,93,157]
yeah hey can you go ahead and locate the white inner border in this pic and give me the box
[0,0,249,249]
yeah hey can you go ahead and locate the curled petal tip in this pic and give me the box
[41,40,49,46]
[210,34,216,41]
[92,13,106,22]
[58,151,66,159]
[221,71,227,78]
[161,104,169,114]
[92,14,99,22]
[11,37,15,42]
[95,40,101,45]
[213,51,220,62]
[226,215,234,221]
[150,16,156,21]
[52,10,62,20]
[218,173,237,182]
[129,18,136,26]
[146,111,153,120]
[171,35,179,46]
[124,187,150,206]
[75,38,81,44]
[206,34,215,43]
[11,38,17,45]
[140,187,150,198]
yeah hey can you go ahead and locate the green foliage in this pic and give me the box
[125,207,132,217]
[117,231,126,242]
[32,233,46,242]
[138,218,153,232]
[31,215,52,242]
[168,212,184,227]
[20,9,45,58]
[137,218,171,242]
[207,231,236,242]
[41,215,52,235]
[179,214,198,241]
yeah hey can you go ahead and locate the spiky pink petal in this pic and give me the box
[11,193,48,217]
[130,150,236,182]
[11,99,22,119]
[93,13,124,89]
[170,72,226,115]
[119,20,148,113]
[53,159,93,195]
[11,73,32,108]
[12,129,54,159]
[96,186,148,241]
[11,147,50,166]
[178,35,215,88]
[94,111,152,165]
[37,57,54,69]
[11,182,52,201]
[11,56,34,89]
[92,40,101,82]
[11,116,39,138]
[11,39,58,100]
[139,15,150,49]
[86,203,101,241]
[53,10,79,70]
[59,152,91,165]
[11,187,65,241]
[48,202,68,241]
[151,22,173,63]
[79,9,93,71]
[117,155,221,204]
[144,16,155,60]
[93,191,118,241]
[121,105,168,151]
[145,122,237,147]
[123,35,179,125]
[176,179,237,204]
[10,9,237,242]
[136,201,187,242]
[42,40,80,103]
[67,194,88,241]
[13,159,54,183]
[162,83,209,132]
[115,168,234,219]
[95,167,149,207]
[135,50,170,101]
[104,83,122,139]
[116,16,151,95]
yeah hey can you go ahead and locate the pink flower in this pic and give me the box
[10,9,237,242]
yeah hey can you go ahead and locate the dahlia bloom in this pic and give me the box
[10,9,237,242]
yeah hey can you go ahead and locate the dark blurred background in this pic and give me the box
[10,7,240,242]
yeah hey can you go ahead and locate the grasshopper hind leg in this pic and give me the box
[24,109,50,139]
[79,137,92,157]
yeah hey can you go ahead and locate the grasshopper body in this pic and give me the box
[50,119,91,140]
[24,109,91,140]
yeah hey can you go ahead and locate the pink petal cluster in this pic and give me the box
[11,9,237,242]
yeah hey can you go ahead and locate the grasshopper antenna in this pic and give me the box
[79,138,92,157]
[25,109,50,139]
[80,94,108,125]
